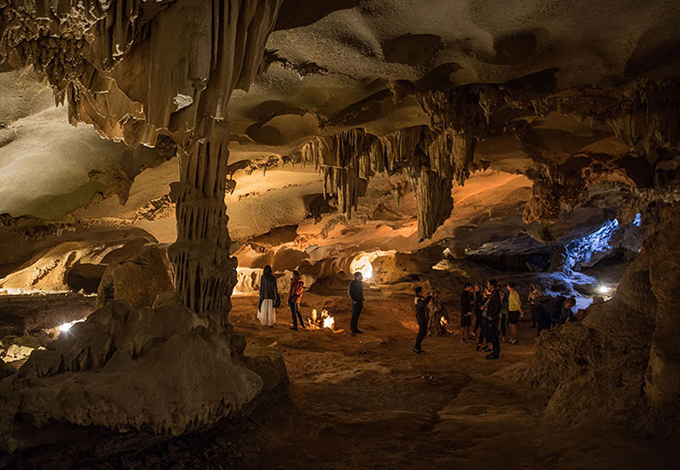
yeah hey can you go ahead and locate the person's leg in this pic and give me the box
[508,311,518,342]
[487,321,499,358]
[500,314,507,339]
[479,319,488,348]
[294,302,305,329]
[531,305,537,327]
[415,319,427,351]
[492,322,501,356]
[289,302,298,329]
[351,301,363,333]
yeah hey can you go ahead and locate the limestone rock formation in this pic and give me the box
[96,245,174,309]
[0,293,285,453]
[524,203,680,434]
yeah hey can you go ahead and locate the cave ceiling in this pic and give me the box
[1,0,680,255]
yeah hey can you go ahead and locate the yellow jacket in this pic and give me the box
[508,290,521,311]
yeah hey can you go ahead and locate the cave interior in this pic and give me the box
[1,1,680,468]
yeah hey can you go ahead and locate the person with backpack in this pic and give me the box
[258,265,279,327]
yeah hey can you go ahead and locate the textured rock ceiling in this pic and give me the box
[1,0,680,254]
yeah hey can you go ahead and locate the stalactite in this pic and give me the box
[2,0,283,318]
[301,129,380,218]
[408,165,453,240]
[300,125,466,238]
[427,129,476,185]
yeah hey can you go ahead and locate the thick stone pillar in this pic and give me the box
[168,120,237,321]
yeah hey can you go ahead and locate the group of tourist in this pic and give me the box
[454,280,523,360]
[415,280,578,359]
[255,265,577,361]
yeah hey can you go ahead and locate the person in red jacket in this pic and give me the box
[288,270,306,330]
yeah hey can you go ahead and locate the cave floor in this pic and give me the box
[4,289,679,470]
[223,290,679,470]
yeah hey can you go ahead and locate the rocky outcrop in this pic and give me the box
[96,245,174,309]
[0,293,286,453]
[524,203,680,434]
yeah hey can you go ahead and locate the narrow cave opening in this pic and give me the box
[64,264,106,294]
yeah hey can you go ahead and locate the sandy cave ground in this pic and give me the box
[221,289,679,470]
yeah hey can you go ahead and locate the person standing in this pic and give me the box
[485,279,502,359]
[258,265,278,327]
[348,272,364,336]
[477,282,491,352]
[413,286,433,354]
[288,270,306,330]
[499,286,508,342]
[528,283,542,328]
[472,284,484,337]
[506,282,523,344]
[460,282,474,342]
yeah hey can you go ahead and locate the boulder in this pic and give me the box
[97,245,174,309]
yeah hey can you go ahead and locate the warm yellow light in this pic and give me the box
[350,250,395,281]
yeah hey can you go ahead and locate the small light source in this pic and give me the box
[59,318,85,334]
[597,285,610,295]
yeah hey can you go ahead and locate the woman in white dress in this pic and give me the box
[257,265,278,327]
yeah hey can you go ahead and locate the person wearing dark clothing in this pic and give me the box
[477,285,491,351]
[473,284,484,336]
[257,265,278,327]
[288,270,306,330]
[499,288,508,341]
[556,297,576,326]
[535,302,552,336]
[349,272,364,335]
[536,295,565,336]
[460,283,474,342]
[528,284,543,328]
[485,279,503,359]
[413,286,433,353]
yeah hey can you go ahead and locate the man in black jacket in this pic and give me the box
[413,286,433,354]
[485,279,502,360]
[348,272,364,336]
